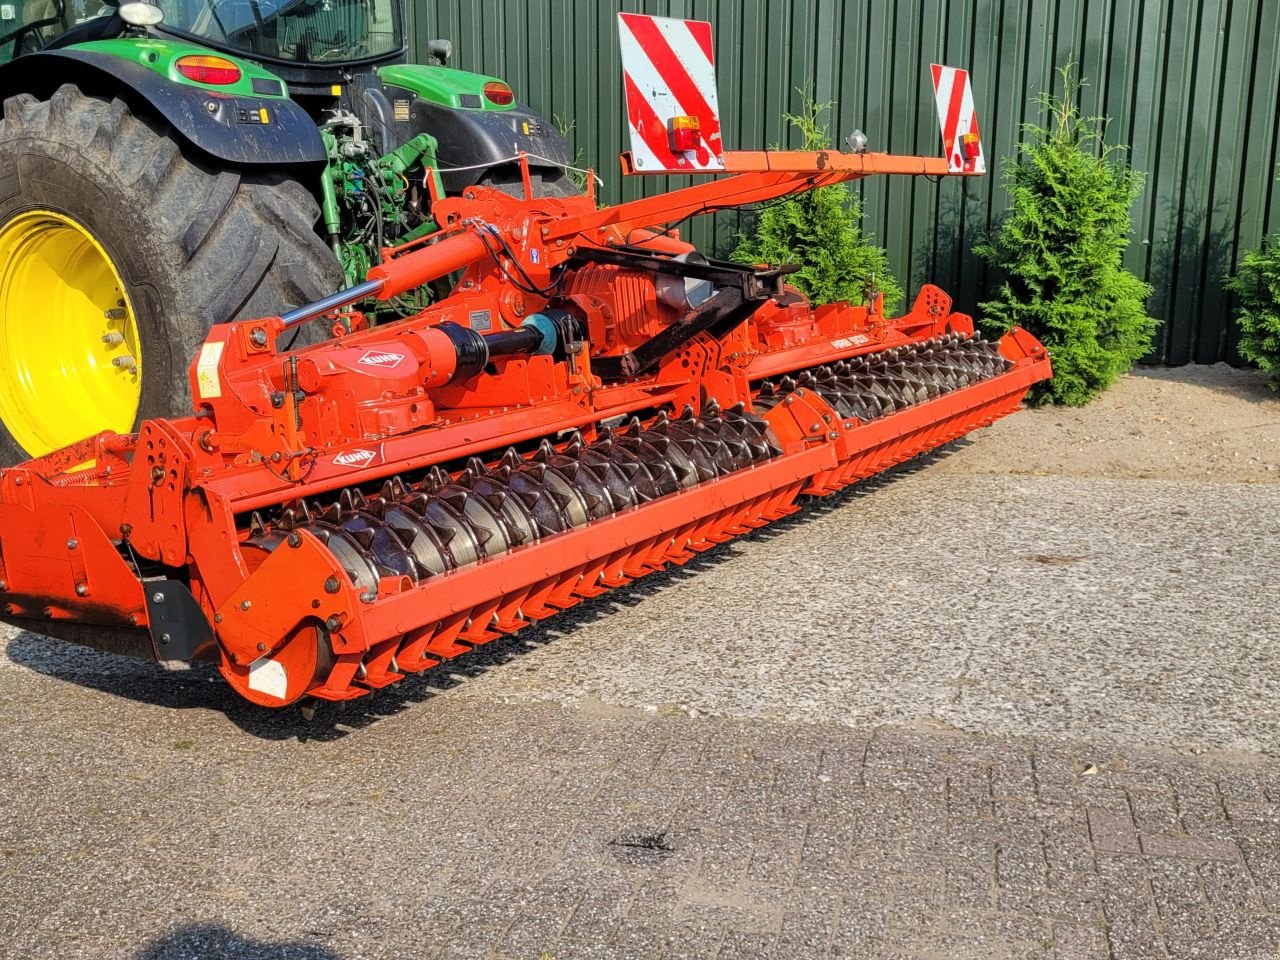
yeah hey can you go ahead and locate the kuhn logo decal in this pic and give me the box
[358,349,405,368]
[333,449,377,468]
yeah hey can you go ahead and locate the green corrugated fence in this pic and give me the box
[406,0,1280,365]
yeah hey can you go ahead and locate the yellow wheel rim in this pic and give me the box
[0,210,141,456]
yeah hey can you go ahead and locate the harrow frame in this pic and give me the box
[0,145,1051,707]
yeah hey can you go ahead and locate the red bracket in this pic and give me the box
[215,529,363,667]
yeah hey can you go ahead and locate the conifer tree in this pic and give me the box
[1226,241,1280,389]
[976,64,1157,406]
[732,94,902,312]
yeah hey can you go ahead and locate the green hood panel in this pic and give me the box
[71,38,288,99]
[377,64,515,111]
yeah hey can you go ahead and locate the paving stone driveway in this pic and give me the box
[1,685,1278,959]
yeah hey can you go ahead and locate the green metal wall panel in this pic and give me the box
[407,0,1280,364]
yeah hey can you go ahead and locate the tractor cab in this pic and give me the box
[157,0,403,67]
[0,0,407,78]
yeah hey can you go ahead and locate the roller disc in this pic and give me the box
[401,491,484,569]
[434,483,512,559]
[555,432,635,512]
[753,334,1013,425]
[379,502,455,578]
[460,465,540,547]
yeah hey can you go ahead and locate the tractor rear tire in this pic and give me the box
[479,166,581,199]
[0,83,342,465]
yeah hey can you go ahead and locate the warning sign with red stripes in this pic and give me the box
[930,64,985,174]
[618,12,725,173]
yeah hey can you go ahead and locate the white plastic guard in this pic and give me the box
[618,12,725,173]
[930,64,986,174]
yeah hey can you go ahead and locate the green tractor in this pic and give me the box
[0,0,577,463]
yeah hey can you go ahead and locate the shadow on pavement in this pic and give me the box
[6,442,965,741]
[134,924,340,959]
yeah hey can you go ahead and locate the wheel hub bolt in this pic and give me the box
[112,355,137,371]
[101,332,124,345]
[104,307,127,321]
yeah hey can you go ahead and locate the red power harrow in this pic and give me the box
[0,131,1050,709]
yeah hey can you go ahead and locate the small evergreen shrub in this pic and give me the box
[975,64,1157,406]
[1225,240,1280,389]
[732,94,902,313]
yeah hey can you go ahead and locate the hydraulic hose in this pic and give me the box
[279,231,491,329]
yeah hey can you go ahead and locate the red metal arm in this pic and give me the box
[546,150,952,242]
[368,148,963,312]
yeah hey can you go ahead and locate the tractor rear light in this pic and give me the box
[962,131,981,159]
[175,55,243,86]
[482,82,515,106]
[668,114,701,152]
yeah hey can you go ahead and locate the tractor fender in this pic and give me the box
[392,97,575,193]
[0,50,324,166]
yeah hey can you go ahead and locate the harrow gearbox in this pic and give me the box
[0,40,1050,707]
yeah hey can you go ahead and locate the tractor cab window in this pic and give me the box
[0,0,112,64]
[156,0,402,65]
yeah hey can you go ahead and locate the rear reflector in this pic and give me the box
[482,82,514,106]
[668,114,701,152]
[175,55,243,86]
